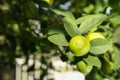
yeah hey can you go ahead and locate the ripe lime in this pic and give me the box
[87,32,105,41]
[69,36,90,56]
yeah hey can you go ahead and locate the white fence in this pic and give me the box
[15,55,85,80]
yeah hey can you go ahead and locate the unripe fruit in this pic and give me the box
[77,61,93,74]
[13,23,19,33]
[101,59,113,74]
[87,32,105,41]
[69,36,90,57]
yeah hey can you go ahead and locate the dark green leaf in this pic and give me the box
[109,0,120,14]
[90,38,112,55]
[23,1,39,19]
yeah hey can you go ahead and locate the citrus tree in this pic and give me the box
[0,0,120,80]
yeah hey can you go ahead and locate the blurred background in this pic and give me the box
[0,0,120,80]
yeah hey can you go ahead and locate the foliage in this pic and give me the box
[1,0,120,79]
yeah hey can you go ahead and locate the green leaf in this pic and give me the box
[63,17,80,37]
[66,52,75,63]
[52,9,75,20]
[76,15,92,24]
[112,27,120,43]
[79,14,107,34]
[47,26,65,35]
[112,48,120,70]
[23,1,39,19]
[48,33,69,46]
[51,9,80,37]
[90,38,112,55]
[110,15,120,26]
[84,55,101,68]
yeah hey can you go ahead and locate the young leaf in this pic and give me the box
[84,55,101,68]
[90,38,112,55]
[79,14,107,34]
[48,33,69,46]
[63,17,80,37]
